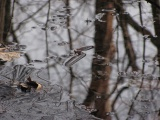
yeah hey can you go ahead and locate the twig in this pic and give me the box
[66,0,74,96]
[44,0,51,79]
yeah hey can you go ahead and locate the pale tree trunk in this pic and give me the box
[83,1,115,120]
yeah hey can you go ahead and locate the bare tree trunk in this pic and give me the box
[0,0,6,43]
[3,0,11,42]
[151,0,160,70]
[120,16,139,71]
[83,1,115,119]
[0,0,11,65]
[115,0,139,71]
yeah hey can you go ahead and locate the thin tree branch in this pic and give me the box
[45,0,51,79]
[138,0,146,89]
[66,0,74,97]
[11,26,30,63]
[139,1,146,72]
[14,1,48,32]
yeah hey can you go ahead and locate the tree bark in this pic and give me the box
[0,0,7,43]
[83,1,115,119]
[151,0,160,68]
[3,0,11,42]
[115,0,139,71]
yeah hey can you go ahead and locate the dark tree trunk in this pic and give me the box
[115,0,139,71]
[83,1,115,119]
[3,0,11,42]
[151,0,160,70]
[0,0,7,43]
[0,0,11,65]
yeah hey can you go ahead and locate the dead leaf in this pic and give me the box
[0,48,7,52]
[0,51,20,61]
